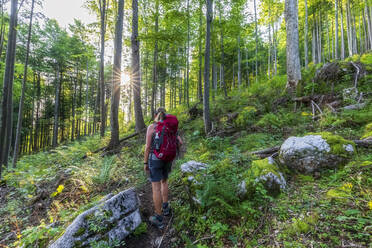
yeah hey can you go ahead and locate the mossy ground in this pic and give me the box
[1,54,372,247]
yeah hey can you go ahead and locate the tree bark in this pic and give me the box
[285,0,302,94]
[52,69,61,147]
[198,0,203,102]
[132,0,146,133]
[304,0,309,67]
[254,0,258,83]
[219,2,227,97]
[151,0,159,117]
[237,34,241,86]
[109,0,124,148]
[204,0,212,135]
[0,0,18,172]
[71,76,76,141]
[12,0,35,167]
[335,0,339,59]
[340,0,345,59]
[99,0,108,138]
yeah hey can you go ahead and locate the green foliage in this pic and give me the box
[234,106,257,128]
[92,156,116,185]
[256,110,309,131]
[132,222,147,236]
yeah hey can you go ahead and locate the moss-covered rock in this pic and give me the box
[279,133,355,174]
[239,157,286,197]
[361,123,372,140]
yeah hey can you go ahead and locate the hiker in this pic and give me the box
[144,107,183,229]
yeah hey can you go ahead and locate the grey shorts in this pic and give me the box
[148,153,172,182]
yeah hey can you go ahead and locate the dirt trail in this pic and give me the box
[125,181,176,248]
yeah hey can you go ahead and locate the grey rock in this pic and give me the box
[180,161,207,173]
[279,135,354,174]
[49,188,141,248]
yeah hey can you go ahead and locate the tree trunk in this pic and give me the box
[132,0,146,133]
[204,0,212,134]
[12,0,35,167]
[99,0,107,138]
[219,2,227,97]
[254,0,258,83]
[0,0,6,62]
[237,34,241,86]
[285,0,302,94]
[71,76,77,141]
[346,0,352,56]
[151,0,159,118]
[84,61,89,136]
[340,0,345,59]
[335,0,339,59]
[304,0,309,67]
[198,0,203,102]
[34,73,41,151]
[52,69,61,147]
[186,0,190,107]
[0,0,18,172]
[245,48,250,87]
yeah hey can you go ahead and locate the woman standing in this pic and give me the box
[144,107,183,228]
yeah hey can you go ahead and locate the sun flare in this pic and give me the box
[121,71,131,87]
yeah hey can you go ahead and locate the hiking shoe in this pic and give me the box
[162,203,171,216]
[149,215,164,229]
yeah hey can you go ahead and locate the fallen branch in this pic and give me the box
[157,213,174,248]
[82,130,144,159]
[353,139,372,148]
[251,146,280,156]
[343,102,366,110]
[192,235,215,245]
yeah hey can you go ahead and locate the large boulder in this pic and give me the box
[49,188,141,248]
[239,157,286,197]
[279,132,355,174]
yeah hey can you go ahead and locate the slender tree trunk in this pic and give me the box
[34,73,41,151]
[254,0,258,83]
[151,0,159,117]
[186,0,190,107]
[285,0,302,94]
[237,34,241,86]
[268,25,271,77]
[0,0,18,172]
[204,0,212,134]
[219,2,227,97]
[132,0,146,133]
[363,7,369,50]
[245,48,250,87]
[304,0,309,67]
[71,77,76,141]
[99,0,108,138]
[340,0,345,59]
[52,69,61,147]
[0,0,6,62]
[273,23,277,75]
[335,0,339,58]
[198,0,203,102]
[84,61,89,136]
[346,0,352,56]
[12,0,35,167]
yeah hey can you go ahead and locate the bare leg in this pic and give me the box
[152,182,162,215]
[161,179,169,203]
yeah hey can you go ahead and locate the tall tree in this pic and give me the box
[12,0,35,167]
[335,0,339,59]
[109,0,124,148]
[204,0,212,134]
[132,0,146,132]
[285,0,301,94]
[304,0,309,68]
[0,0,18,172]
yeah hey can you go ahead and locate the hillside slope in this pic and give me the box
[0,53,372,248]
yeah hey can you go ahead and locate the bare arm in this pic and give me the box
[144,124,155,165]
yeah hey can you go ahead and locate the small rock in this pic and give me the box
[170,238,177,243]
[180,161,207,173]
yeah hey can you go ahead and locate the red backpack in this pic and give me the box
[153,114,179,162]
